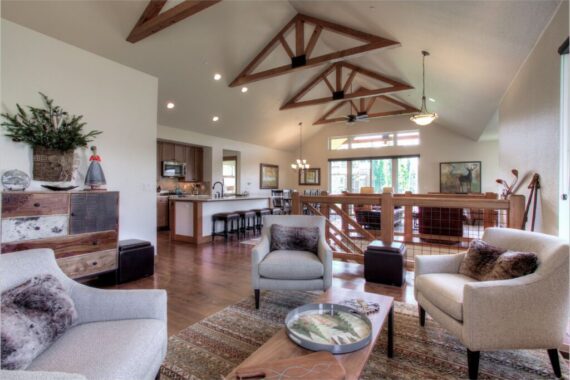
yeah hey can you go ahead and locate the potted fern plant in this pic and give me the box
[1,93,102,182]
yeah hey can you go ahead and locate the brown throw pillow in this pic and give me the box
[459,239,538,281]
[1,274,77,370]
[270,224,319,254]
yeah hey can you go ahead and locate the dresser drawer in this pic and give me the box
[2,193,69,218]
[1,231,117,258]
[1,215,69,243]
[57,249,117,279]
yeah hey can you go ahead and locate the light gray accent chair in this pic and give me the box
[0,249,167,380]
[251,215,333,308]
[415,228,569,379]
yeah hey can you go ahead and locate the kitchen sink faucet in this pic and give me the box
[212,181,224,198]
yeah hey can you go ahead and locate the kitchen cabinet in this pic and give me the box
[157,196,169,229]
[157,141,203,182]
[162,142,175,162]
[174,144,186,163]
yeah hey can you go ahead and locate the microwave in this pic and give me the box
[162,161,186,178]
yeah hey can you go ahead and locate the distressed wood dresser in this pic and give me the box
[1,191,119,280]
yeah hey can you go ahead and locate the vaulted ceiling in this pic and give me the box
[1,0,561,151]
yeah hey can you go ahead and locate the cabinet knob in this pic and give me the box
[92,261,98,266]
[92,241,98,246]
[33,203,40,207]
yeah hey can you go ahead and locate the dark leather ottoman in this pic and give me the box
[118,239,155,284]
[364,240,406,287]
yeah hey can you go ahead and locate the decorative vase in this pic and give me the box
[32,147,75,182]
[1,169,31,191]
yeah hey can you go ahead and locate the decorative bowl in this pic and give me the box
[285,303,372,354]
[1,169,31,191]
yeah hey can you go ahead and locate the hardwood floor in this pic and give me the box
[106,232,416,336]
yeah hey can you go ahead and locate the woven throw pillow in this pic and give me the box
[270,224,319,254]
[1,274,77,370]
[459,239,538,281]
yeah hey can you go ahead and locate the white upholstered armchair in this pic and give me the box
[0,249,167,380]
[415,228,569,379]
[251,215,333,308]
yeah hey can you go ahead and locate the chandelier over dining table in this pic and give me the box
[291,122,310,170]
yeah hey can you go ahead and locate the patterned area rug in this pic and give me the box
[160,290,568,380]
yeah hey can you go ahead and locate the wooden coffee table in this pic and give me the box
[226,288,394,380]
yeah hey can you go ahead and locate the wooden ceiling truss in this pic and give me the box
[127,0,221,43]
[229,13,400,87]
[313,93,419,126]
[281,61,413,110]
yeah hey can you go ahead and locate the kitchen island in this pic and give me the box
[169,195,271,244]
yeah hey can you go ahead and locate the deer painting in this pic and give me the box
[458,165,476,193]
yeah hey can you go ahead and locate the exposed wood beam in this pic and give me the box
[313,94,419,125]
[323,77,335,93]
[305,25,323,59]
[127,0,221,43]
[295,18,304,56]
[365,97,377,113]
[279,36,294,58]
[342,70,357,93]
[335,65,342,91]
[281,62,413,110]
[286,65,337,105]
[229,13,400,87]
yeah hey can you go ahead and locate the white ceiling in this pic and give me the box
[1,0,561,151]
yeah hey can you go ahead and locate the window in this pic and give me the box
[329,130,419,151]
[329,155,419,194]
[329,161,348,194]
[223,157,237,195]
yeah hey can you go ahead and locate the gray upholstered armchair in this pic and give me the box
[415,228,569,379]
[251,215,333,308]
[0,249,167,380]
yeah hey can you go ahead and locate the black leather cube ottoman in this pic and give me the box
[118,239,155,284]
[364,240,406,287]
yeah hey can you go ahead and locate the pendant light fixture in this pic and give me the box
[291,122,310,170]
[410,50,438,126]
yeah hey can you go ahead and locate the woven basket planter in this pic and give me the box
[32,147,75,182]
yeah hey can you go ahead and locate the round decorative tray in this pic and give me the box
[285,303,372,354]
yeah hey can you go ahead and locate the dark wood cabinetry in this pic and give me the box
[157,196,169,229]
[157,140,203,182]
[1,191,120,280]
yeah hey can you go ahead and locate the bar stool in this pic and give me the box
[211,212,240,242]
[252,208,272,234]
[237,210,257,239]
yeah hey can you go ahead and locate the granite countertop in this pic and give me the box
[169,195,270,202]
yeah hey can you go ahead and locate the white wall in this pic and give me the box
[1,20,158,247]
[498,1,568,236]
[299,116,499,194]
[158,125,296,195]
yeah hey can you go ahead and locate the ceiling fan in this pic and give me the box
[345,100,369,125]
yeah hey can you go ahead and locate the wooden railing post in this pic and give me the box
[483,192,498,229]
[507,194,525,229]
[381,187,394,244]
[320,191,330,241]
[404,191,413,243]
[341,203,349,233]
[292,191,301,215]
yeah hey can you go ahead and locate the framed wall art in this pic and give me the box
[260,163,279,189]
[299,168,321,186]
[439,161,482,193]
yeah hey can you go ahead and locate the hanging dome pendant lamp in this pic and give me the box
[291,122,310,170]
[410,50,438,126]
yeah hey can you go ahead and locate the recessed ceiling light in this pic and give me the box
[213,73,222,81]
[241,87,248,93]
[212,116,219,122]
[429,97,436,102]
[166,102,175,109]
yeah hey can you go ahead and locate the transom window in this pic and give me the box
[329,130,419,151]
